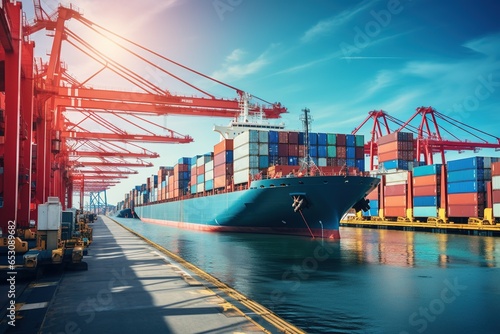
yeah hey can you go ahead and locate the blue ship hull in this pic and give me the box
[135,175,379,238]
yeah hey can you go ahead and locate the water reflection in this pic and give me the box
[114,219,500,333]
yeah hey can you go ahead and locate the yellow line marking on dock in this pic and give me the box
[110,217,305,334]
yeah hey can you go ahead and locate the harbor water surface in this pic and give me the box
[113,218,500,333]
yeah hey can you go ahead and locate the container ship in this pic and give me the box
[119,111,380,239]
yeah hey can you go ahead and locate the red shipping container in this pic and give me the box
[278,143,288,156]
[355,147,365,159]
[492,162,500,176]
[413,175,440,187]
[413,185,439,197]
[384,195,407,207]
[298,145,305,157]
[336,146,347,158]
[447,204,483,218]
[384,184,407,196]
[214,151,233,166]
[214,163,233,177]
[288,144,299,156]
[197,165,205,175]
[447,192,484,206]
[279,131,288,143]
[492,189,500,204]
[214,139,233,155]
[288,132,299,144]
[366,187,379,200]
[384,206,407,217]
[336,134,346,146]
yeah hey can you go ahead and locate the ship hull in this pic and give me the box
[135,175,379,238]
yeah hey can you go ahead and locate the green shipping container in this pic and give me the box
[327,145,337,158]
[327,133,337,145]
[355,135,364,147]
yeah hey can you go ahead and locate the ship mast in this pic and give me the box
[299,108,319,176]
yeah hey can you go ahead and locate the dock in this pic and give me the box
[1,216,303,334]
[341,218,500,236]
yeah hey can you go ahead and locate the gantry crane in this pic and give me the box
[352,107,500,171]
[0,1,287,232]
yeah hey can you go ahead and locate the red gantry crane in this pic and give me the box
[0,1,286,232]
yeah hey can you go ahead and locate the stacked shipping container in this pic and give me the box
[213,139,234,189]
[412,164,441,217]
[383,171,409,217]
[493,162,500,218]
[446,157,495,218]
[377,132,414,170]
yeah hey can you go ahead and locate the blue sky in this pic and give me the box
[22,0,500,206]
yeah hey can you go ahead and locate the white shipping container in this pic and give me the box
[258,130,268,143]
[197,183,205,193]
[38,201,62,231]
[234,143,259,159]
[494,203,500,218]
[234,130,260,148]
[492,175,500,190]
[233,168,259,185]
[197,155,212,167]
[259,143,269,155]
[205,169,214,180]
[318,158,327,167]
[205,160,214,172]
[233,155,259,171]
[385,171,409,184]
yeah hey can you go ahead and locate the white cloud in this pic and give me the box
[212,48,271,81]
[301,0,378,43]
[463,32,500,57]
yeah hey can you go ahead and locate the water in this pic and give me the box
[113,218,500,333]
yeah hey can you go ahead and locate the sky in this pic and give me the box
[21,0,500,207]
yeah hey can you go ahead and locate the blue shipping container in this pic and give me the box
[317,133,327,146]
[413,164,442,177]
[309,146,318,157]
[347,159,356,167]
[447,180,485,194]
[268,131,279,143]
[413,196,439,207]
[382,159,408,170]
[447,169,486,183]
[356,159,365,172]
[346,134,356,147]
[298,132,305,145]
[447,157,485,172]
[197,174,205,184]
[190,185,197,194]
[259,155,269,168]
[178,157,191,165]
[369,200,379,209]
[309,133,318,145]
[318,145,327,158]
[346,147,356,159]
[288,156,299,165]
[413,206,438,217]
[205,179,214,191]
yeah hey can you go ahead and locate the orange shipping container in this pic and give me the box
[366,187,379,200]
[447,192,485,206]
[447,204,483,218]
[413,185,439,197]
[384,184,406,196]
[492,162,500,176]
[214,175,231,189]
[413,174,440,187]
[214,139,234,155]
[384,195,407,207]
[384,207,406,217]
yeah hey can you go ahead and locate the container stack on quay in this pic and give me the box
[412,164,442,218]
[446,157,497,219]
[492,162,500,217]
[383,171,410,218]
